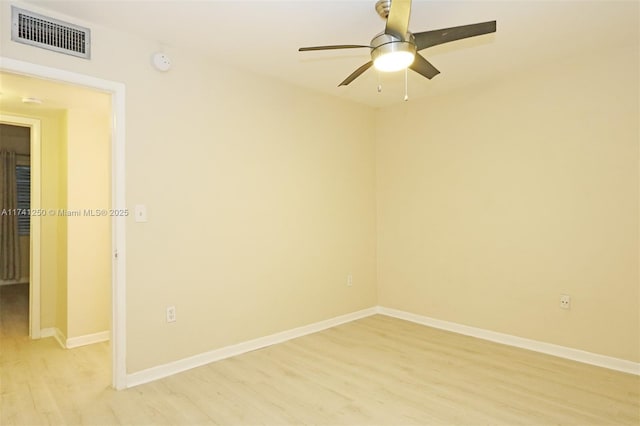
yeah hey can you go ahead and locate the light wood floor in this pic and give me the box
[1,283,639,425]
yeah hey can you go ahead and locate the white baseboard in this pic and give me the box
[41,327,67,348]
[377,306,640,376]
[40,328,109,349]
[126,307,378,388]
[125,304,638,389]
[66,330,110,348]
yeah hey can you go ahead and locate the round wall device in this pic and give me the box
[152,52,171,72]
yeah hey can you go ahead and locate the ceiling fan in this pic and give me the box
[299,0,496,87]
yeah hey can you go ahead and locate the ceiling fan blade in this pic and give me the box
[410,54,440,80]
[339,61,373,86]
[414,21,497,51]
[299,45,370,52]
[385,0,411,40]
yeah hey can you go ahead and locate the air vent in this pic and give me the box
[11,7,91,59]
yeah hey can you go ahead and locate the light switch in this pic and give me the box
[135,204,147,223]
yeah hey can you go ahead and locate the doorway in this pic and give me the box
[0,118,41,339]
[0,57,126,389]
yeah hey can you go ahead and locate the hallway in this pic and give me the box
[0,283,111,425]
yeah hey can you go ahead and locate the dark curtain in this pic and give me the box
[0,150,21,280]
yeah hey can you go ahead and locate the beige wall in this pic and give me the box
[376,45,639,363]
[40,110,65,330]
[123,58,378,371]
[56,111,68,337]
[65,108,111,338]
[0,2,377,372]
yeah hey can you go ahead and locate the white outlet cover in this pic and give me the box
[152,52,171,72]
[560,294,571,309]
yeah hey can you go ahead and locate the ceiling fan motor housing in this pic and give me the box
[371,31,416,49]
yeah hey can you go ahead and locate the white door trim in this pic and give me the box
[0,57,127,390]
[0,114,41,339]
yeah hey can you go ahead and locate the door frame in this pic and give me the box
[0,57,127,390]
[0,115,41,339]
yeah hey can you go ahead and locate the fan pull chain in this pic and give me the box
[404,68,409,101]
[377,71,382,93]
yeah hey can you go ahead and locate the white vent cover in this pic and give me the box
[11,7,91,59]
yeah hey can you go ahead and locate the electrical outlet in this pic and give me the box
[560,294,571,310]
[347,274,353,287]
[166,305,176,322]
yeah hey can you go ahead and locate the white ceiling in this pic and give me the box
[0,71,111,112]
[19,0,640,108]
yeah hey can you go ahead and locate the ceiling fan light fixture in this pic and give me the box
[370,33,417,72]
[373,49,415,72]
